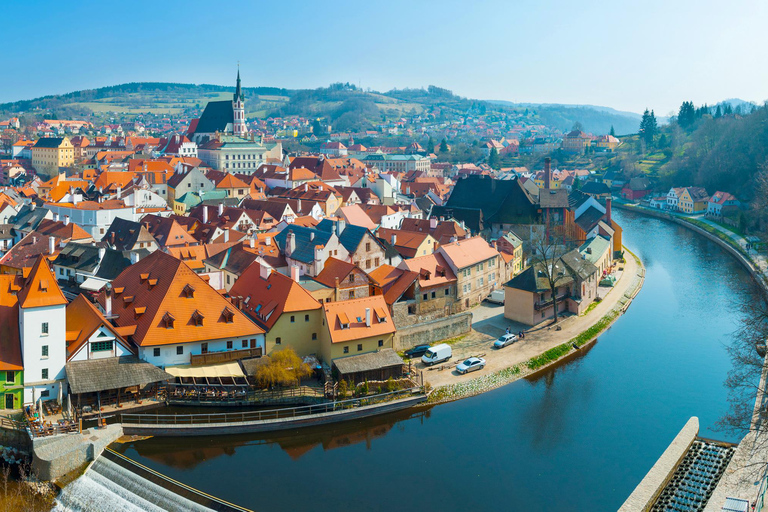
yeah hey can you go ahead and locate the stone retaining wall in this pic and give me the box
[619,417,699,512]
[394,312,472,350]
[32,423,123,481]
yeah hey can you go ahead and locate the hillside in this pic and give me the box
[0,82,641,137]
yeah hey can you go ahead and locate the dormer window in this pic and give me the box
[148,278,158,289]
[191,310,204,326]
[140,273,149,282]
[123,296,134,304]
[162,312,175,329]
[221,308,235,324]
[338,312,350,330]
[182,284,195,298]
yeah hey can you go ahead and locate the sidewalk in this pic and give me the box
[422,252,644,389]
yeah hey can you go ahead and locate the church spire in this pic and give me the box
[234,65,244,103]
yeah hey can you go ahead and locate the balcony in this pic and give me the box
[190,347,263,366]
[534,293,569,311]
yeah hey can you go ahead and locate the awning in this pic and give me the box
[165,361,245,379]
[80,277,108,292]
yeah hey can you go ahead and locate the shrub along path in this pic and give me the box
[423,249,645,403]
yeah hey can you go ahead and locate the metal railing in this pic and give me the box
[166,385,325,405]
[121,387,425,426]
[534,293,569,311]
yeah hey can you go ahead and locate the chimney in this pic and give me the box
[31,203,36,211]
[265,236,272,246]
[286,231,295,256]
[291,265,300,282]
[337,219,346,235]
[202,205,209,224]
[218,203,224,217]
[429,217,437,229]
[223,228,230,243]
[64,215,70,226]
[310,232,315,241]
[48,236,55,255]
[117,186,122,197]
[54,213,59,222]
[391,233,397,246]
[297,199,302,213]
[249,238,255,248]
[98,247,105,260]
[544,157,551,189]
[130,252,140,264]
[314,246,324,274]
[365,308,371,327]
[105,286,113,318]
[605,197,612,223]
[304,183,308,192]
[259,263,270,280]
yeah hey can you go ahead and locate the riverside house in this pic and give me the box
[678,187,709,214]
[707,191,741,218]
[503,249,598,325]
[229,262,323,357]
[97,250,265,368]
[437,236,502,309]
[319,295,396,365]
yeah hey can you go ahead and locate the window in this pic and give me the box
[176,346,184,355]
[305,314,309,322]
[357,344,363,352]
[275,337,282,345]
[366,242,371,252]
[365,259,371,269]
[42,345,48,357]
[478,263,484,271]
[290,315,295,323]
[201,343,208,354]
[41,322,48,335]
[478,277,484,287]
[312,333,317,340]
[423,293,428,301]
[431,291,436,299]
[445,288,450,296]
[242,340,248,348]
[378,340,384,347]
[91,341,112,352]
[227,341,233,349]
[348,275,354,283]
[374,257,380,267]
[40,390,50,398]
[153,348,161,357]
[5,371,14,383]
[41,369,48,380]
[343,346,349,354]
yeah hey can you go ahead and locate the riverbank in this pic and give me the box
[423,247,646,404]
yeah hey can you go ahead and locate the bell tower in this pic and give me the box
[233,66,247,137]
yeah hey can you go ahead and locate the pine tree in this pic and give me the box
[439,138,448,152]
[609,125,615,137]
[488,147,500,169]
[715,105,722,118]
[678,101,696,129]
[639,109,657,148]
[427,136,434,153]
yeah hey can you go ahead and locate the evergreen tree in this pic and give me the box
[427,136,434,153]
[488,147,500,169]
[715,105,722,118]
[609,125,615,137]
[639,109,657,147]
[678,101,696,129]
[439,138,448,152]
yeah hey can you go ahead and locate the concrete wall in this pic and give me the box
[32,424,123,481]
[394,312,472,350]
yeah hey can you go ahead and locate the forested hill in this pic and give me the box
[0,82,642,136]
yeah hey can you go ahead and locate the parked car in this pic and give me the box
[493,333,518,349]
[404,344,430,359]
[422,343,452,366]
[486,289,505,305]
[456,357,486,374]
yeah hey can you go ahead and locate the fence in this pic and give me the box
[167,385,326,405]
[190,347,262,366]
[122,387,425,426]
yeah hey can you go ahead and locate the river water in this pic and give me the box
[112,210,751,511]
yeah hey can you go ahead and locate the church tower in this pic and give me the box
[233,67,247,137]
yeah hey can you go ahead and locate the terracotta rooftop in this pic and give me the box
[322,295,395,344]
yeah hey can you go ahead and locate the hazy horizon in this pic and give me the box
[8,0,768,115]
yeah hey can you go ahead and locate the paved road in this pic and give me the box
[418,253,643,388]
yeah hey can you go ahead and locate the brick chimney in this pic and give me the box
[291,265,300,282]
[544,157,551,189]
[605,197,612,223]
[365,308,371,327]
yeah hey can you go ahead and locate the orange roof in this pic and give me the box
[338,204,377,230]
[0,275,22,370]
[322,295,395,344]
[437,236,500,270]
[65,294,135,358]
[98,251,263,347]
[313,257,364,288]
[215,173,249,190]
[16,255,68,309]
[399,253,457,289]
[230,262,321,330]
[50,199,127,210]
[94,171,136,191]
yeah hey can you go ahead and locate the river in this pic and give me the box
[112,210,752,511]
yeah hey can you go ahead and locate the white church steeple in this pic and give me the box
[233,66,247,137]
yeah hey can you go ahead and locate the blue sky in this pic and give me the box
[9,0,768,114]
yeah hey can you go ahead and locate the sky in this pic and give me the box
[8,0,768,114]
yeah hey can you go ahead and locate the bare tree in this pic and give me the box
[529,225,575,324]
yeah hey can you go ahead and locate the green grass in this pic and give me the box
[526,343,572,370]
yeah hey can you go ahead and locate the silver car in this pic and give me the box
[456,357,486,374]
[494,333,518,349]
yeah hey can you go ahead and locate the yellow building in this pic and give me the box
[678,187,709,214]
[319,295,395,364]
[229,262,324,357]
[31,137,74,176]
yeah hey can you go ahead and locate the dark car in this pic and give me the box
[404,344,431,359]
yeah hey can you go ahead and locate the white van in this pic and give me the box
[422,343,452,366]
[486,289,505,305]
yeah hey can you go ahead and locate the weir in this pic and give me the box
[53,448,250,512]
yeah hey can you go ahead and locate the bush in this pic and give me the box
[337,379,347,399]
[386,377,398,393]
